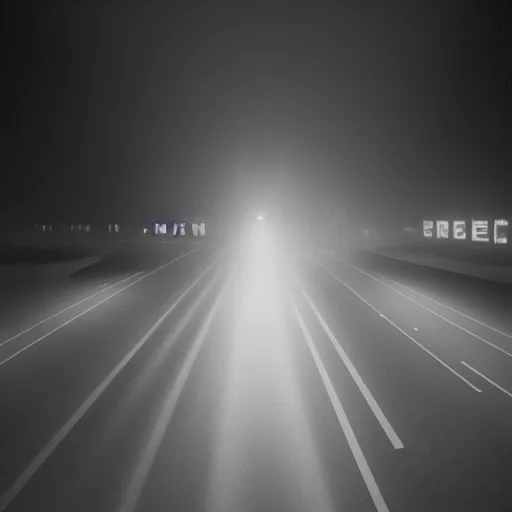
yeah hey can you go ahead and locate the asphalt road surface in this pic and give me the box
[0,234,511,512]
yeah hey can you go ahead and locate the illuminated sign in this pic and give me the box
[472,220,489,242]
[423,220,433,238]
[154,223,167,235]
[453,220,466,240]
[436,220,449,239]
[494,219,509,244]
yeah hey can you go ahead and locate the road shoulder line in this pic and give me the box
[315,260,482,393]
[0,248,202,367]
[339,258,512,358]
[0,258,213,511]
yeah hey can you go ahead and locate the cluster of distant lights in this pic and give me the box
[423,219,509,244]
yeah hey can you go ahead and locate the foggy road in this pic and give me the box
[0,242,512,512]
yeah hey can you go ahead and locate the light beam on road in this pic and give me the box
[239,220,281,315]
[206,222,334,512]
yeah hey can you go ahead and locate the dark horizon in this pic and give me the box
[2,0,512,227]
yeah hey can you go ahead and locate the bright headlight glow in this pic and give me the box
[239,221,281,314]
[248,224,272,257]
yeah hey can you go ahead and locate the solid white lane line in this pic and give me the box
[296,282,404,450]
[289,294,391,512]
[117,277,229,512]
[461,361,512,398]
[0,260,213,512]
[317,263,482,393]
[101,270,221,442]
[0,272,144,348]
[0,249,202,367]
[388,278,512,340]
[339,259,512,358]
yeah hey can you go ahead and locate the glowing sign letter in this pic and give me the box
[472,220,489,242]
[453,220,466,240]
[436,220,449,239]
[154,222,167,235]
[423,220,433,238]
[494,219,509,244]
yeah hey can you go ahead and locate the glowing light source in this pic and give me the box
[154,222,167,235]
[494,219,508,244]
[423,220,433,238]
[436,220,449,239]
[453,220,466,240]
[257,215,264,221]
[472,220,489,242]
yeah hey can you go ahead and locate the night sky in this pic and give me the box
[2,0,512,226]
